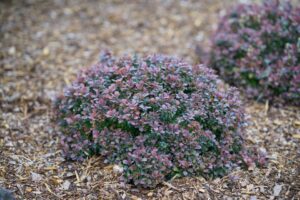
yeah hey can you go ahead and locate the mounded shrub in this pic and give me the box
[208,0,300,105]
[54,52,264,188]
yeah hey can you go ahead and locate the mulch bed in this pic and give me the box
[1,0,299,199]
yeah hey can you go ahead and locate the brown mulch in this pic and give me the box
[1,0,299,199]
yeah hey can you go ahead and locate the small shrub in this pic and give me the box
[208,0,300,105]
[54,52,264,188]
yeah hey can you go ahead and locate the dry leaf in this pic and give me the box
[273,184,282,197]
[147,192,154,197]
[43,47,50,56]
[31,172,42,182]
[25,187,32,193]
[250,196,257,200]
[62,180,71,190]
[113,165,123,174]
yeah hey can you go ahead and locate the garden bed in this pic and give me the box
[1,0,299,199]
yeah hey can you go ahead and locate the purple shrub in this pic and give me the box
[208,0,300,105]
[54,52,263,188]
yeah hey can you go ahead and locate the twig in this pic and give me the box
[44,183,62,199]
[264,100,269,115]
[162,181,181,192]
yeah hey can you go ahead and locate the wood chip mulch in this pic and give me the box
[1,0,299,199]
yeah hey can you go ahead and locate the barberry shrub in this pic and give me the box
[209,0,300,105]
[54,52,263,188]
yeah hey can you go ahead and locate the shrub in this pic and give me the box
[54,52,264,188]
[208,0,300,105]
